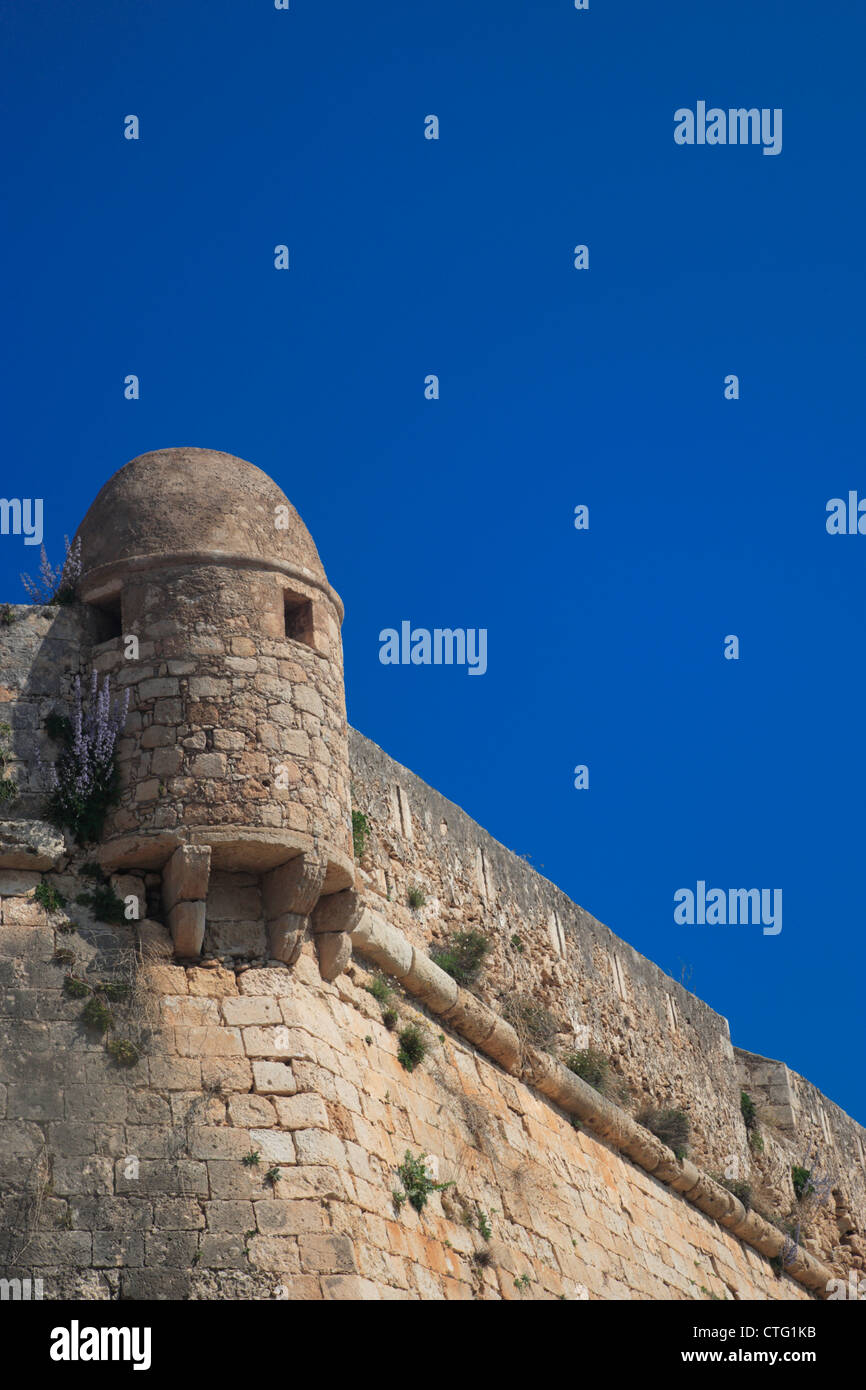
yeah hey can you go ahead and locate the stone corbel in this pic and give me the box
[262,852,327,965]
[311,888,363,981]
[162,844,211,958]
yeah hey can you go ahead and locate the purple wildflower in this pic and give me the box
[41,670,130,842]
[21,535,82,605]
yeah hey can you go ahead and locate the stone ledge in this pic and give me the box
[349,905,832,1299]
[0,820,67,870]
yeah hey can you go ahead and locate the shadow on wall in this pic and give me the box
[0,603,116,828]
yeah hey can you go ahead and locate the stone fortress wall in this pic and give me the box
[346,730,866,1281]
[0,896,816,1303]
[0,449,863,1301]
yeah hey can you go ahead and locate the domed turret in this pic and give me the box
[73,448,354,962]
[77,447,329,589]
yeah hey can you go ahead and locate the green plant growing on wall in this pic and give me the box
[75,941,153,1067]
[564,1047,613,1095]
[477,1208,492,1241]
[637,1107,691,1160]
[265,1167,281,1187]
[513,1273,532,1293]
[105,1037,140,1068]
[407,884,426,910]
[34,879,66,913]
[0,723,17,804]
[74,868,126,925]
[792,1165,815,1202]
[364,971,401,1030]
[364,973,392,1007]
[393,1151,453,1215]
[351,809,370,859]
[81,995,114,1033]
[509,933,524,953]
[502,993,560,1051]
[397,1024,427,1072]
[740,1090,757,1130]
[741,1088,766,1155]
[430,929,490,988]
[63,973,91,1000]
[0,604,15,626]
[99,980,129,1002]
[714,1175,753,1211]
[242,1151,261,1168]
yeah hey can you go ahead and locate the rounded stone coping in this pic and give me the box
[80,550,344,622]
[98,827,354,886]
[349,904,834,1300]
[75,447,331,592]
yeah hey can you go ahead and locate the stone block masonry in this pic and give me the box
[347,728,866,1271]
[0,883,815,1300]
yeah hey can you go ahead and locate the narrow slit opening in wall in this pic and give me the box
[90,597,122,643]
[283,592,315,648]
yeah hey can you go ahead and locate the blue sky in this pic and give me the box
[2,1,864,1123]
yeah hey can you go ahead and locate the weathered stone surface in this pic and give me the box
[315,930,351,981]
[252,1061,297,1096]
[0,820,66,870]
[266,913,306,965]
[227,1094,277,1127]
[249,1128,296,1164]
[666,1157,702,1198]
[311,889,362,936]
[273,1094,329,1131]
[0,869,41,896]
[254,1200,324,1235]
[350,908,412,980]
[440,989,498,1049]
[479,1015,520,1072]
[401,947,458,1014]
[263,853,327,920]
[321,1275,381,1301]
[222,996,281,1027]
[167,900,206,957]
[138,919,175,960]
[162,843,211,912]
[298,1233,357,1274]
